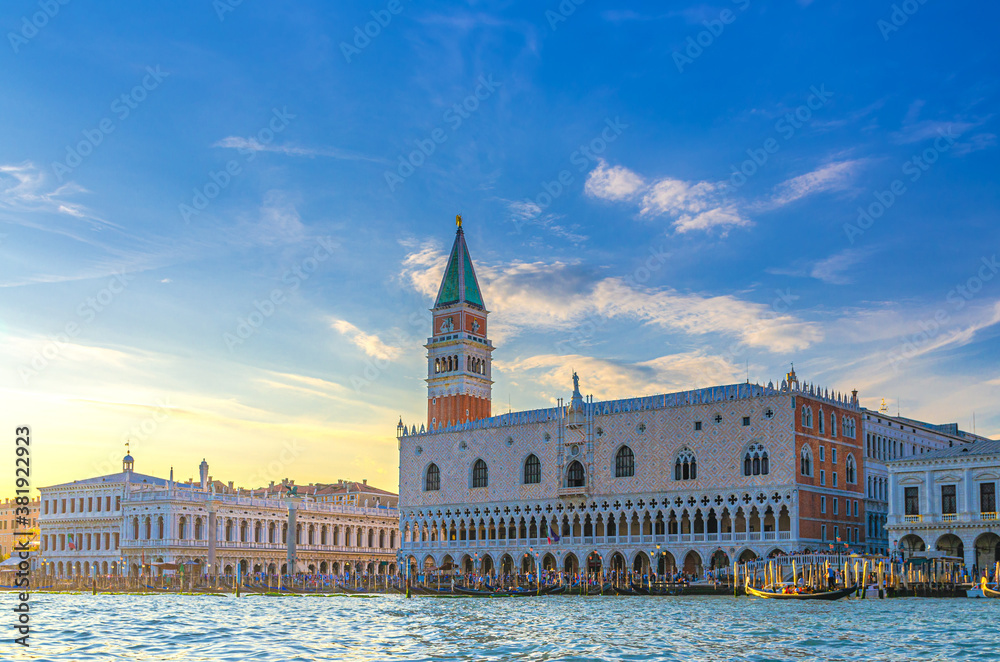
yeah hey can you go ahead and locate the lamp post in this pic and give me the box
[528,546,541,594]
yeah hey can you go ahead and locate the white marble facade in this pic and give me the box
[887,439,1000,571]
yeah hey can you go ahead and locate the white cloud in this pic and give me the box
[672,206,749,234]
[399,246,822,353]
[213,137,382,163]
[640,178,750,233]
[584,160,645,200]
[761,159,864,209]
[584,161,750,234]
[331,319,403,361]
[587,158,868,234]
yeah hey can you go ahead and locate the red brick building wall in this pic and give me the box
[794,395,866,550]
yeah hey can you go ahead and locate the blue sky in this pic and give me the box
[2,0,998,489]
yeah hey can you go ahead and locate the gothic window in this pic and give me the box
[744,443,768,476]
[566,460,585,487]
[674,448,697,481]
[425,463,440,491]
[800,445,813,477]
[472,459,488,488]
[524,454,541,484]
[819,409,825,434]
[615,446,635,478]
[845,455,857,484]
[831,413,837,437]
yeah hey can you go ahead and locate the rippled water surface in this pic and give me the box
[8,593,1000,661]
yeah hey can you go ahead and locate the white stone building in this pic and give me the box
[38,452,155,578]
[886,439,1000,571]
[861,410,989,555]
[40,453,399,578]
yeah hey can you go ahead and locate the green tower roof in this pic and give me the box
[434,222,485,309]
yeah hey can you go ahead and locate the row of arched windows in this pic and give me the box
[744,443,769,476]
[423,444,778,491]
[674,448,696,481]
[433,355,487,375]
[868,475,888,500]
[129,515,392,548]
[801,406,856,438]
[434,355,461,374]
[867,433,929,460]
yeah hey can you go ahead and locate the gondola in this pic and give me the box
[745,584,856,601]
[981,578,1000,599]
[452,585,498,596]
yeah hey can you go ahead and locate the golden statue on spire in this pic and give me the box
[456,214,462,228]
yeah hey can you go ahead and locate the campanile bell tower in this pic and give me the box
[426,215,493,428]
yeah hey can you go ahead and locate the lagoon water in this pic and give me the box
[9,593,1000,661]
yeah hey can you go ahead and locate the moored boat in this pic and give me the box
[745,584,856,601]
[981,577,1000,599]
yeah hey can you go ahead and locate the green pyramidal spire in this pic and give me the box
[434,216,485,309]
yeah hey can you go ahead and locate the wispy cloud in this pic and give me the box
[507,200,588,243]
[502,350,745,402]
[331,319,403,361]
[213,137,383,163]
[890,100,994,154]
[768,247,876,285]
[759,159,865,210]
[0,162,115,229]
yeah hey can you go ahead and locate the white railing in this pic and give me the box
[904,515,922,523]
[941,514,957,522]
[982,512,997,520]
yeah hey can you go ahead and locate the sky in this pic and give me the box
[2,1,999,492]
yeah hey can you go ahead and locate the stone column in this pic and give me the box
[287,496,302,574]
[924,471,935,519]
[207,496,217,577]
[963,468,974,520]
[888,471,899,521]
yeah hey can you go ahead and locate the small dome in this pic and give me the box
[124,454,134,462]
